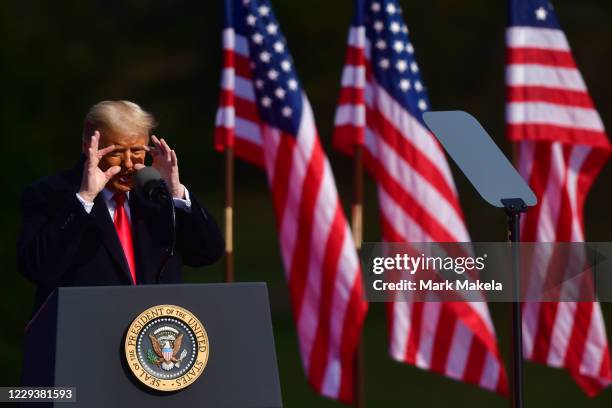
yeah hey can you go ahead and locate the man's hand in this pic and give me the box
[148,135,184,199]
[78,131,120,203]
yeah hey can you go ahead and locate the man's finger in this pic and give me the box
[150,135,165,158]
[83,136,92,152]
[171,150,178,166]
[104,166,121,180]
[84,130,99,149]
[90,131,99,152]
[86,147,98,166]
[98,144,116,157]
[160,138,172,161]
[144,144,160,158]
[134,163,146,171]
[83,157,95,172]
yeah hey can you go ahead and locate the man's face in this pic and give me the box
[96,131,148,193]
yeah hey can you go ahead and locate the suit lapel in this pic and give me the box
[91,194,135,285]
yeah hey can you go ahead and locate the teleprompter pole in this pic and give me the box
[352,145,366,408]
[225,146,235,283]
[501,198,528,408]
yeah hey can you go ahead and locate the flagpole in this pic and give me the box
[352,145,365,408]
[220,0,235,284]
[225,146,235,283]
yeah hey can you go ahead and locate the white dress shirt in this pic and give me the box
[76,186,192,221]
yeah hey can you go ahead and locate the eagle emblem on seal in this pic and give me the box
[147,326,189,371]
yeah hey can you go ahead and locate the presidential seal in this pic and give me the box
[124,305,209,391]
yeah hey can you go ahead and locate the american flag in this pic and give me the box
[334,0,508,393]
[506,0,612,396]
[214,0,368,402]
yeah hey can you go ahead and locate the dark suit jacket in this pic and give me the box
[18,158,225,313]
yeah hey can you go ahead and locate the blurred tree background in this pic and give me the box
[1,0,611,406]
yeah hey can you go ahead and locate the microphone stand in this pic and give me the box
[152,180,176,284]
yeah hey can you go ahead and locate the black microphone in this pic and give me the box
[133,166,176,284]
[134,167,169,202]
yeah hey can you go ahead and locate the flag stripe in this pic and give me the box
[506,102,604,131]
[506,86,594,108]
[506,64,587,91]
[366,104,466,216]
[507,47,575,67]
[506,26,570,50]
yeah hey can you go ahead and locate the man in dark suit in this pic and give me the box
[18,100,225,313]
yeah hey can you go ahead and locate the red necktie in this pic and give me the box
[113,193,137,284]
